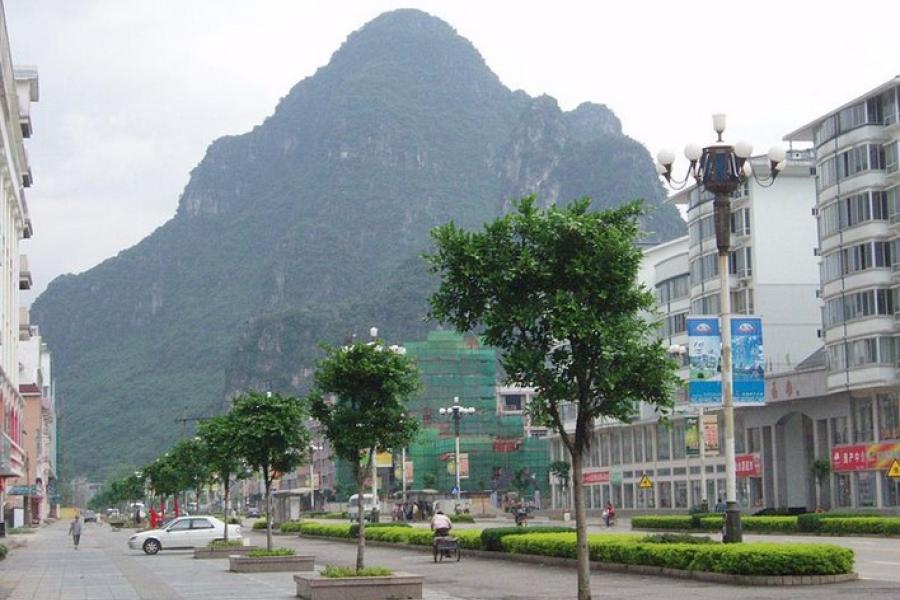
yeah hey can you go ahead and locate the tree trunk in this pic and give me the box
[223,479,231,543]
[355,453,369,572]
[570,449,591,600]
[264,471,273,552]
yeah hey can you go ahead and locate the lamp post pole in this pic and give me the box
[440,396,474,504]
[656,114,785,543]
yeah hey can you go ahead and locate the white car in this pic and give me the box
[127,515,241,555]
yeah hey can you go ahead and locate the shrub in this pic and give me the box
[631,516,700,530]
[741,516,798,532]
[349,522,412,538]
[279,521,305,533]
[322,565,393,578]
[298,523,352,538]
[247,548,295,557]
[480,526,574,552]
[698,517,725,530]
[0,543,6,560]
[454,529,484,550]
[251,519,280,530]
[501,533,854,576]
[208,539,243,548]
[641,533,715,544]
[819,517,900,536]
[452,514,475,523]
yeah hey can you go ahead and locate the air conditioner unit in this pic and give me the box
[811,207,819,216]
[815,289,822,298]
[813,248,820,256]
[817,329,823,338]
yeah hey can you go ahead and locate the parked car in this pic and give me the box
[348,494,381,522]
[246,506,261,518]
[82,510,97,523]
[127,515,241,555]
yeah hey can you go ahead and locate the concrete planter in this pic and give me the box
[194,545,259,559]
[294,572,423,600]
[229,554,315,573]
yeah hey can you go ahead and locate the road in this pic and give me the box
[0,519,897,599]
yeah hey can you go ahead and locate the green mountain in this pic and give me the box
[32,9,685,479]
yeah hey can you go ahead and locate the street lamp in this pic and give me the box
[656,115,785,543]
[308,443,323,512]
[439,396,476,504]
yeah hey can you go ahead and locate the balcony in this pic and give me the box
[19,307,31,341]
[0,433,25,478]
[19,255,31,290]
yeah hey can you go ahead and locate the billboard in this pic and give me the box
[685,417,700,457]
[687,316,765,406]
[702,414,719,456]
[443,453,469,479]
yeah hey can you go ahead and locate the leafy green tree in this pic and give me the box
[144,453,181,516]
[198,413,245,541]
[811,459,831,510]
[310,341,420,572]
[168,437,213,511]
[426,197,679,600]
[232,390,310,551]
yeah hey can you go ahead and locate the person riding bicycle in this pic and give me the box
[430,509,453,537]
[602,501,616,527]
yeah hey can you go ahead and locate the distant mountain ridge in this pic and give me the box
[32,9,685,479]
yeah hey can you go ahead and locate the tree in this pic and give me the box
[144,453,181,516]
[310,341,420,572]
[811,459,831,510]
[426,197,680,600]
[198,413,245,542]
[169,438,213,511]
[232,390,310,551]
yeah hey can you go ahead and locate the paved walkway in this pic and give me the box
[0,520,898,599]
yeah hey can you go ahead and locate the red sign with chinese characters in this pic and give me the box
[582,470,610,484]
[735,453,761,478]
[830,443,900,472]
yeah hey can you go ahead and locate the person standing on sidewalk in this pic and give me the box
[68,514,83,550]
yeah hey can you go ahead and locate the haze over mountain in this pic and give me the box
[32,9,685,479]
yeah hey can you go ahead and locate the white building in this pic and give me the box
[544,149,897,513]
[0,3,40,529]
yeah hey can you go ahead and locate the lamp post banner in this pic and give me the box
[687,317,722,404]
[685,417,700,457]
[688,316,765,405]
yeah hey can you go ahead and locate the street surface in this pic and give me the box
[0,519,896,599]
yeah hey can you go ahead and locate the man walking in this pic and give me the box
[68,514,83,550]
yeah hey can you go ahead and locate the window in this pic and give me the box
[690,253,718,286]
[672,420,685,460]
[502,394,524,412]
[644,426,654,462]
[688,215,715,246]
[885,141,899,173]
[878,393,899,440]
[622,429,634,464]
[190,518,214,529]
[731,289,754,315]
[818,144,885,191]
[729,247,752,278]
[730,208,751,237]
[748,427,762,453]
[856,472,876,507]
[824,288,894,327]
[674,481,688,508]
[656,423,670,461]
[659,312,687,338]
[888,187,900,225]
[814,115,837,147]
[168,519,191,531]
[822,241,893,282]
[853,397,874,442]
[656,275,690,304]
[691,294,719,315]
[633,428,644,463]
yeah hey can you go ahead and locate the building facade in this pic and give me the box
[547,142,898,513]
[0,3,40,530]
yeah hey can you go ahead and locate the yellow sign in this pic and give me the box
[639,474,653,489]
[888,459,900,479]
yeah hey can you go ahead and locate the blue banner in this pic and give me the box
[687,316,765,406]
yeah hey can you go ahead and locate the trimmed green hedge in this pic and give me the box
[641,533,715,544]
[251,519,281,530]
[741,516,797,532]
[280,521,305,533]
[349,522,412,538]
[322,565,392,578]
[298,523,352,538]
[247,548,295,557]
[632,516,712,530]
[501,532,854,576]
[308,512,347,519]
[480,526,575,552]
[452,514,475,523]
[819,517,900,536]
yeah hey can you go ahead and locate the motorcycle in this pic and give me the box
[513,508,529,527]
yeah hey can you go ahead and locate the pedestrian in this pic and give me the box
[69,514,83,550]
[714,497,726,513]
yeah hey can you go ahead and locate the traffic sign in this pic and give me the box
[888,459,900,479]
[638,474,653,489]
[451,486,459,495]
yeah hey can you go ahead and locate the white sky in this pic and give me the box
[7,0,898,298]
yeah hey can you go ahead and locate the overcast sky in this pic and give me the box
[7,0,898,298]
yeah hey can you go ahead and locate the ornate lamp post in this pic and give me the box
[656,115,785,543]
[439,396,475,504]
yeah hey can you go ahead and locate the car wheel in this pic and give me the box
[142,539,161,555]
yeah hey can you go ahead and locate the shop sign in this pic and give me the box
[582,470,609,484]
[8,485,36,495]
[735,453,761,478]
[831,442,900,472]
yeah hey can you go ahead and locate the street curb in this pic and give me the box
[630,527,899,539]
[295,535,858,586]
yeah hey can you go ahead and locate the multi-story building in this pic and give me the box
[17,325,57,522]
[0,3,40,529]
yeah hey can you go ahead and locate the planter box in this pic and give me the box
[194,545,259,559]
[294,571,423,600]
[229,554,314,573]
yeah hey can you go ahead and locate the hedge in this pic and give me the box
[252,519,280,530]
[818,517,900,536]
[0,543,6,560]
[452,514,475,523]
[741,516,798,532]
[501,533,854,576]
[349,522,411,538]
[480,526,574,552]
[298,523,352,538]
[632,516,711,530]
[280,521,305,533]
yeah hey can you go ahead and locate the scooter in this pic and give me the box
[513,508,529,527]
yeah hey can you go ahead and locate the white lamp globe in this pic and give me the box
[767,145,786,164]
[657,149,675,167]
[734,140,753,159]
[655,162,667,175]
[684,144,702,162]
